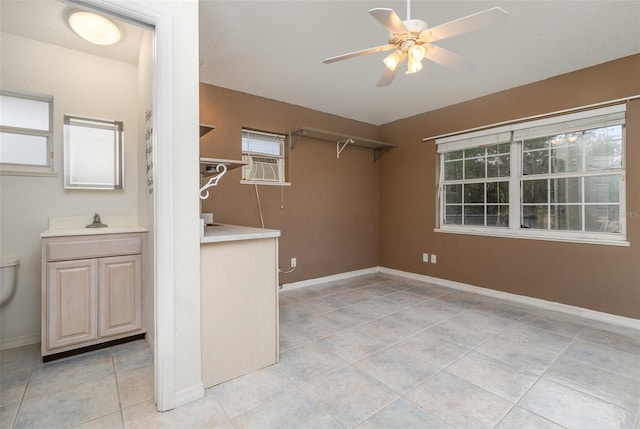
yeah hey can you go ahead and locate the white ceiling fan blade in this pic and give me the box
[323,44,396,64]
[368,8,408,35]
[377,54,406,87]
[425,44,475,72]
[420,7,507,43]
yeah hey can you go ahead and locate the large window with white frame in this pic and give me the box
[0,91,53,174]
[437,104,627,245]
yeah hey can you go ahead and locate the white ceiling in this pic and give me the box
[2,1,639,126]
[199,0,640,125]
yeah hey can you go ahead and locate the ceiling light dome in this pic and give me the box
[68,10,121,46]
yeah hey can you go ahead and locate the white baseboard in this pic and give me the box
[0,332,40,351]
[379,266,640,331]
[280,267,378,292]
[174,382,205,408]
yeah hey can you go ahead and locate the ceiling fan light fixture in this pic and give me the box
[406,58,423,74]
[68,10,121,45]
[408,44,426,62]
[383,50,404,71]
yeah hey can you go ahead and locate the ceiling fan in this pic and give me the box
[323,1,507,86]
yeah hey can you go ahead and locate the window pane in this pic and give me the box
[585,125,623,170]
[550,177,582,204]
[551,145,582,173]
[550,205,582,231]
[444,160,462,180]
[522,179,548,204]
[0,94,50,131]
[464,183,484,203]
[487,143,510,155]
[464,157,485,179]
[445,205,462,224]
[444,150,463,160]
[487,182,509,204]
[464,205,484,225]
[465,147,484,157]
[445,184,462,204]
[487,205,509,227]
[522,205,548,229]
[487,154,510,177]
[523,137,548,151]
[0,132,48,165]
[585,175,619,203]
[522,149,549,175]
[586,205,620,233]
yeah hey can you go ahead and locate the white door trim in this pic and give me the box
[63,0,176,411]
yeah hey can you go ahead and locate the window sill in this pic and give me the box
[434,227,630,247]
[0,169,57,177]
[241,180,291,187]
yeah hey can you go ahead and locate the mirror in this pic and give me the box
[64,115,123,189]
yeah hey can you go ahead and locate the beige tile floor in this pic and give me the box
[2,273,639,428]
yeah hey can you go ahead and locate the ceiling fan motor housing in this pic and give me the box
[402,19,428,33]
[391,19,428,48]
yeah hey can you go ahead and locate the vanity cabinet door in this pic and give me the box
[98,255,142,338]
[47,259,98,349]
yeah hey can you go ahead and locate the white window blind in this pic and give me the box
[242,129,284,157]
[512,105,625,141]
[436,104,626,152]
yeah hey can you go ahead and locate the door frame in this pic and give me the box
[65,0,176,411]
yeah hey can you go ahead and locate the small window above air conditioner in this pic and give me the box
[241,129,285,183]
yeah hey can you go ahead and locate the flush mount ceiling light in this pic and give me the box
[68,10,121,46]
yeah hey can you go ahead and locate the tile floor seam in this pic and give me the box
[508,334,588,429]
[206,389,236,428]
[9,369,30,429]
[534,346,640,420]
[110,349,127,429]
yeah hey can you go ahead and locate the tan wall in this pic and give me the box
[199,84,381,283]
[378,54,640,319]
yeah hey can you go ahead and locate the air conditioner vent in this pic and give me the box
[242,154,283,182]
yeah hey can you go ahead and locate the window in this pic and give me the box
[241,129,286,184]
[0,91,53,174]
[437,104,626,245]
[64,115,124,189]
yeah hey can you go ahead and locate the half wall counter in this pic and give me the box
[200,224,281,388]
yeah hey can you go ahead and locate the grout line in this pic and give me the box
[109,346,127,429]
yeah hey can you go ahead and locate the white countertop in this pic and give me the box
[201,224,280,243]
[41,225,148,238]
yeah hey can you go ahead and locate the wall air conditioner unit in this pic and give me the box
[242,154,282,182]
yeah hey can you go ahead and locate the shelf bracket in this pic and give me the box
[289,130,305,151]
[337,138,355,159]
[199,163,227,200]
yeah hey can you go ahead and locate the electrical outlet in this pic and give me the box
[291,257,297,268]
[430,254,437,264]
[422,253,429,263]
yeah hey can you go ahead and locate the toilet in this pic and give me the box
[0,258,19,306]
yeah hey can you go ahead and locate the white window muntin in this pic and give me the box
[0,91,53,173]
[436,104,627,244]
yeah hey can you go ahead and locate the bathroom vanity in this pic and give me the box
[40,227,147,358]
[200,224,280,387]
